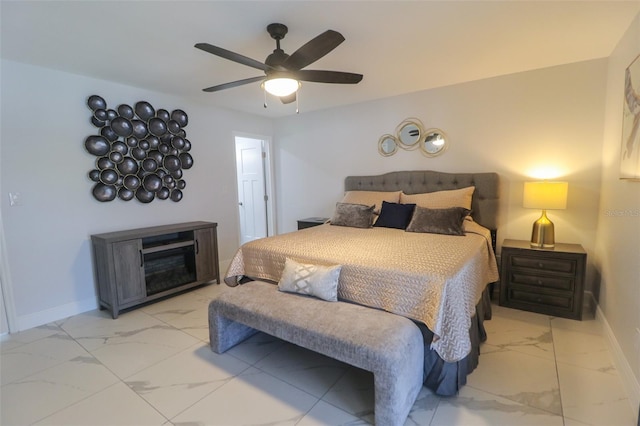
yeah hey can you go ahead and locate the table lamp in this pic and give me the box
[523,181,568,248]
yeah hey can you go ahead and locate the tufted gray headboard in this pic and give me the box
[345,170,500,231]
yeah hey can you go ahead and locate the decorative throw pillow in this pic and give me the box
[400,186,475,210]
[341,190,401,214]
[278,258,341,302]
[406,206,471,236]
[330,202,375,228]
[373,201,416,230]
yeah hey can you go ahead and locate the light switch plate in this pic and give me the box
[8,192,22,206]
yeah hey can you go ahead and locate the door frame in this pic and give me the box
[0,212,18,335]
[233,132,276,242]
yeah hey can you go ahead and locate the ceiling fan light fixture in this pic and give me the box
[262,77,300,97]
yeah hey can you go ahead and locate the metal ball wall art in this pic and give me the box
[85,95,194,203]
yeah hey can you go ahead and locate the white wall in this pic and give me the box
[596,12,640,410]
[0,60,272,330]
[273,59,607,291]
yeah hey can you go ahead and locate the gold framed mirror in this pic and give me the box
[420,128,448,157]
[395,118,424,149]
[378,134,398,156]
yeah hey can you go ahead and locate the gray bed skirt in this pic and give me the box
[236,276,492,397]
[417,287,492,396]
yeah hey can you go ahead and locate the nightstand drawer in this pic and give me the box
[510,255,576,274]
[507,288,573,309]
[509,271,575,291]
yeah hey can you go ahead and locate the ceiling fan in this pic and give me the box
[195,23,363,104]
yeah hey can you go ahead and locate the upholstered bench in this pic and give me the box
[208,280,424,426]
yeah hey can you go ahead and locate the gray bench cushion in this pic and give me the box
[209,280,424,426]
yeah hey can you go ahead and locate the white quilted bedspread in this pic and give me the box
[225,220,499,362]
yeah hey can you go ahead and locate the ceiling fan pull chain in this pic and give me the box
[263,89,268,109]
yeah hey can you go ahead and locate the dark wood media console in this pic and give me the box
[91,221,219,318]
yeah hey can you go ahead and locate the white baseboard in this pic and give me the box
[16,297,98,332]
[12,258,234,333]
[14,258,235,333]
[596,303,640,420]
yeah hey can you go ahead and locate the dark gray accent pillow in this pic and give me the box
[330,202,375,228]
[406,206,470,236]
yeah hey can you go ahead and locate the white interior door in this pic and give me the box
[235,137,268,245]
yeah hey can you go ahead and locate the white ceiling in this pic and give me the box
[1,1,638,118]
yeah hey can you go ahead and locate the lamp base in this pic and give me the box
[531,210,555,248]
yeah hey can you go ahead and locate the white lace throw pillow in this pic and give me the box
[278,258,342,302]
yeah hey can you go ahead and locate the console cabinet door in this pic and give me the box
[195,227,218,283]
[113,239,146,305]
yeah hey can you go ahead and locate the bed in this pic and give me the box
[224,170,500,395]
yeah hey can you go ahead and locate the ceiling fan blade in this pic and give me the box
[294,70,363,84]
[283,30,345,70]
[202,76,265,92]
[195,43,271,72]
[280,93,296,104]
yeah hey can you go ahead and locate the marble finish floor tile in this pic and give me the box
[467,348,562,415]
[556,361,635,426]
[297,400,368,425]
[0,332,89,385]
[125,343,250,419]
[87,324,200,379]
[171,367,318,425]
[483,313,554,361]
[431,386,564,426]
[550,316,605,335]
[34,382,168,425]
[58,309,170,352]
[0,323,63,352]
[321,367,376,422]
[225,330,287,365]
[490,305,553,328]
[403,387,440,425]
[155,304,211,342]
[1,355,120,425]
[139,289,213,341]
[1,291,634,426]
[255,342,349,397]
[552,326,617,373]
[139,287,213,321]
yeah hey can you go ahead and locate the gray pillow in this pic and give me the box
[406,206,470,236]
[330,202,375,228]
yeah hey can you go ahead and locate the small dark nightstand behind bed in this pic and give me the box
[297,217,329,230]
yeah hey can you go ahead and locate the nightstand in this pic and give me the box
[499,239,586,320]
[297,217,329,230]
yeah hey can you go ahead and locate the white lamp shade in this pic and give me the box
[523,181,568,210]
[262,77,300,97]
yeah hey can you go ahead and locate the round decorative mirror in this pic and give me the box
[396,118,424,149]
[378,134,398,156]
[420,128,448,157]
